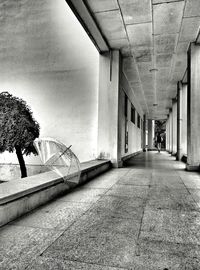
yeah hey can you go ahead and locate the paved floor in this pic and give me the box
[1,151,200,270]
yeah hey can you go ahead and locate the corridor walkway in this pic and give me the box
[1,152,200,269]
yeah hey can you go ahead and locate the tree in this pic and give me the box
[0,92,40,178]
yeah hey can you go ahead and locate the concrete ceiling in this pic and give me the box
[68,0,200,119]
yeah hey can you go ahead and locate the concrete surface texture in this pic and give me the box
[81,0,200,120]
[1,151,200,269]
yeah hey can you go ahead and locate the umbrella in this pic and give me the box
[34,137,81,185]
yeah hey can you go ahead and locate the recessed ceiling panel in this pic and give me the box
[94,10,126,40]
[176,42,189,54]
[127,23,152,47]
[155,34,178,54]
[85,0,118,13]
[123,57,137,71]
[137,62,152,74]
[179,17,200,42]
[153,0,183,3]
[118,0,152,25]
[134,48,152,63]
[184,0,200,17]
[125,69,140,83]
[156,54,173,67]
[153,1,184,35]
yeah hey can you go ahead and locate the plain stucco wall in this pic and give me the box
[182,85,187,155]
[120,73,143,157]
[172,102,177,154]
[0,0,99,171]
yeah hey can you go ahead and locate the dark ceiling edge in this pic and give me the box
[65,0,110,53]
[82,0,110,52]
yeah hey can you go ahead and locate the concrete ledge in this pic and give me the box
[171,152,177,157]
[186,163,200,171]
[121,151,142,162]
[0,159,111,227]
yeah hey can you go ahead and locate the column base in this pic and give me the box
[186,163,200,171]
[112,160,123,168]
[171,152,177,157]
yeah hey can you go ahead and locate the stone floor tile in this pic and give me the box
[10,200,92,231]
[152,170,178,176]
[90,195,145,217]
[42,231,138,269]
[117,173,151,186]
[0,225,62,270]
[61,206,143,237]
[140,208,200,245]
[151,175,184,188]
[83,169,130,189]
[133,238,200,270]
[27,257,128,270]
[58,187,107,203]
[181,178,200,189]
[146,186,198,211]
[146,193,198,211]
[105,184,149,199]
[188,188,200,207]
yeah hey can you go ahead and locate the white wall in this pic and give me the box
[120,73,143,157]
[172,101,177,154]
[182,85,187,155]
[0,0,99,168]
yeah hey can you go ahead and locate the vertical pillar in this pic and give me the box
[143,114,146,151]
[166,116,169,151]
[152,120,155,146]
[186,43,200,171]
[97,50,122,167]
[172,99,177,155]
[177,82,183,160]
[182,84,187,155]
[169,108,173,153]
[166,118,168,151]
[148,119,153,150]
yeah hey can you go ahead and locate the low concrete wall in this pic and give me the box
[0,164,49,182]
[0,160,111,227]
[121,151,142,163]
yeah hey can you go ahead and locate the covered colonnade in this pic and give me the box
[67,0,200,171]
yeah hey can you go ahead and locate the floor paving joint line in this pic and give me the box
[179,172,200,209]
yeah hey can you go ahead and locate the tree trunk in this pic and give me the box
[15,146,27,178]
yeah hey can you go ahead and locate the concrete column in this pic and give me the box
[166,116,169,151]
[182,84,187,155]
[97,50,122,167]
[166,118,168,151]
[172,99,177,155]
[148,119,153,150]
[186,43,200,171]
[152,120,155,146]
[169,109,173,153]
[143,114,147,151]
[177,82,183,161]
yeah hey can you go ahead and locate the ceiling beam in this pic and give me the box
[65,0,109,52]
